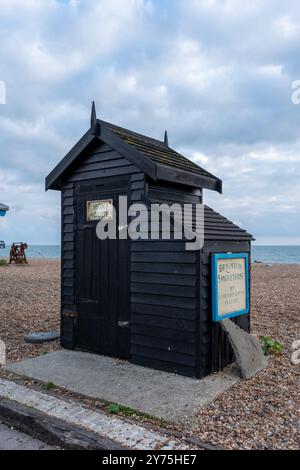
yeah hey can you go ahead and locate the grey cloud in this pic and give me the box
[0,0,299,243]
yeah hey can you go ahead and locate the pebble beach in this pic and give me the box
[0,259,299,449]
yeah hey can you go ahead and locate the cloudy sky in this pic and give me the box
[0,0,299,245]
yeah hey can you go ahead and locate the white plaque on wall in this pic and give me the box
[86,199,114,222]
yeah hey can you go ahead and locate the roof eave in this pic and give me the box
[156,164,222,193]
[45,123,158,191]
[45,119,221,194]
[45,130,95,191]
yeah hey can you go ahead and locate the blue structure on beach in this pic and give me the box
[0,203,8,217]
[0,203,8,248]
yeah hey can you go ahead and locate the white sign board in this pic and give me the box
[212,253,249,321]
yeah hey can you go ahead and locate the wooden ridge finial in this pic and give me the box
[164,130,169,147]
[90,101,99,135]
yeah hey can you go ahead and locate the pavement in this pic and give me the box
[0,378,199,450]
[0,423,54,450]
[5,349,240,425]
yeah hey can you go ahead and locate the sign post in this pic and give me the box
[212,253,249,322]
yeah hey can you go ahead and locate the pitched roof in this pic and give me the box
[146,190,254,241]
[203,206,254,241]
[46,114,222,193]
[101,120,218,182]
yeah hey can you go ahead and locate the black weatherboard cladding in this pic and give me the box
[60,141,143,350]
[130,179,200,376]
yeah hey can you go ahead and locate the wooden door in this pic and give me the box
[75,178,130,358]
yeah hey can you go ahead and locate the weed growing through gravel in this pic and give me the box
[261,336,283,355]
[44,381,56,390]
[107,403,156,421]
[92,401,170,429]
[0,259,7,266]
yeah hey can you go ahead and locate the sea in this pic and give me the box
[0,245,300,264]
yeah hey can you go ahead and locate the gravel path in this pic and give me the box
[0,260,60,362]
[0,260,299,449]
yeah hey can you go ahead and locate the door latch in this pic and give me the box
[118,321,129,328]
[63,311,79,318]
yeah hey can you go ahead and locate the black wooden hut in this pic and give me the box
[46,103,253,378]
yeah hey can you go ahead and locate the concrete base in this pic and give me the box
[220,319,268,379]
[5,350,239,425]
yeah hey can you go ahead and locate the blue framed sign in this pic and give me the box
[212,253,249,322]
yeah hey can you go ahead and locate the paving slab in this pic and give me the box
[0,423,54,450]
[5,349,239,425]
